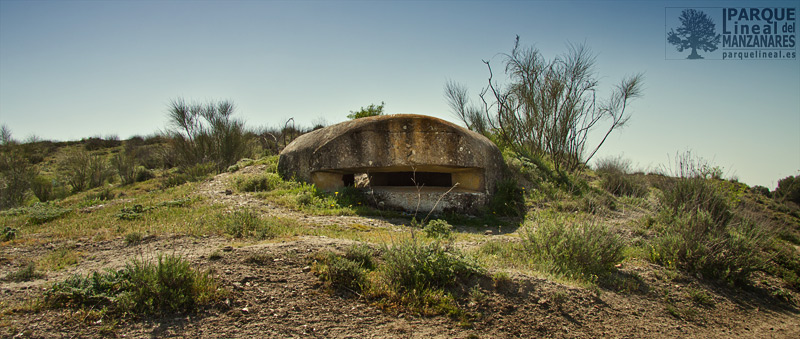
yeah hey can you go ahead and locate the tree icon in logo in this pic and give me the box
[667,9,721,59]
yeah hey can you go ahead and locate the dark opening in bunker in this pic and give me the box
[311,167,483,192]
[342,172,452,187]
[372,172,452,187]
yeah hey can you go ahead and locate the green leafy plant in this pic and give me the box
[347,102,385,120]
[235,173,283,192]
[44,254,224,316]
[487,179,525,217]
[775,175,800,205]
[26,203,72,225]
[423,219,454,240]
[522,216,624,281]
[649,177,771,285]
[314,240,481,317]
[116,204,149,220]
[380,239,480,294]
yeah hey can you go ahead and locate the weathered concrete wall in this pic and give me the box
[278,114,505,212]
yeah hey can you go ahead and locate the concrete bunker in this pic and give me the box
[278,114,505,213]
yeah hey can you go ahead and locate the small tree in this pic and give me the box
[347,102,385,120]
[667,9,721,59]
[446,36,643,172]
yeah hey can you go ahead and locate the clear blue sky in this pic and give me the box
[1,0,798,188]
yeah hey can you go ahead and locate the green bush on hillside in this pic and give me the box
[314,240,480,316]
[45,254,224,316]
[775,175,800,205]
[166,98,255,172]
[649,177,771,285]
[522,217,624,280]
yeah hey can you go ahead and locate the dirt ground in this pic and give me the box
[1,169,798,338]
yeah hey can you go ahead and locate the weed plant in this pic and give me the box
[38,248,81,271]
[217,209,291,239]
[3,262,44,282]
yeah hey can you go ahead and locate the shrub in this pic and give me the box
[113,149,138,185]
[649,213,769,285]
[601,170,648,198]
[343,243,377,270]
[83,136,121,151]
[314,240,480,316]
[134,166,155,182]
[594,156,633,174]
[159,164,212,189]
[751,185,771,197]
[235,173,283,192]
[226,158,254,172]
[381,239,480,293]
[661,177,731,226]
[160,173,190,189]
[0,146,36,209]
[775,175,800,205]
[218,209,283,239]
[2,226,17,241]
[58,148,113,193]
[314,251,368,292]
[86,187,115,201]
[27,203,72,224]
[347,102,385,120]
[522,217,624,280]
[649,174,771,285]
[487,179,525,217]
[595,156,648,198]
[30,175,68,202]
[124,232,144,245]
[184,162,216,180]
[423,219,454,240]
[166,98,254,172]
[45,254,223,316]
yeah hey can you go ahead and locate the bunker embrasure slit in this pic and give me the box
[367,172,452,187]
